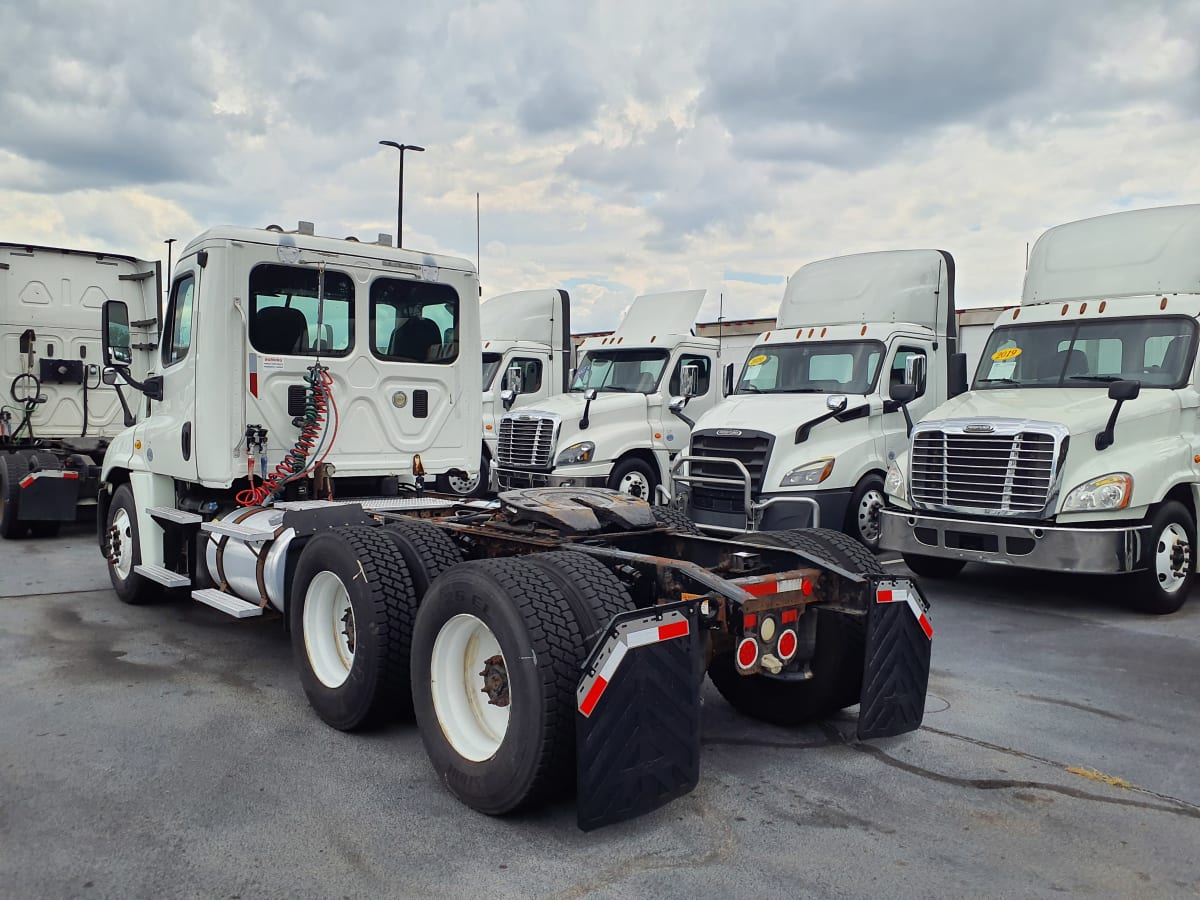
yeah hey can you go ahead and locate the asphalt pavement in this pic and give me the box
[1,526,1197,898]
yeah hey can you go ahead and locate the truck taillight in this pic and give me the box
[736,637,758,670]
[777,629,798,662]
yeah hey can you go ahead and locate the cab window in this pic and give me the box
[161,275,195,367]
[890,347,927,397]
[249,264,354,356]
[371,279,460,363]
[669,354,712,395]
[503,357,543,393]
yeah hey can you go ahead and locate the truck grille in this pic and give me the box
[688,430,773,513]
[910,424,1063,514]
[497,415,555,470]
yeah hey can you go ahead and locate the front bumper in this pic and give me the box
[879,509,1148,574]
[690,487,852,534]
[495,466,608,490]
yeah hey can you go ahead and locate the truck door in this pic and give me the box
[660,351,716,450]
[501,353,551,406]
[882,344,935,462]
[140,269,200,481]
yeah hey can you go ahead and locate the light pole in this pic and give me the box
[379,140,425,248]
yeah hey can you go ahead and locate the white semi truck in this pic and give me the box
[444,288,573,497]
[675,250,973,549]
[94,220,935,828]
[494,289,742,501]
[881,204,1200,614]
[0,242,158,538]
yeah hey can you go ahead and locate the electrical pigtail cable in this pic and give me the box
[235,364,336,506]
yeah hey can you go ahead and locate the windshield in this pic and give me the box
[571,349,670,393]
[736,340,884,394]
[482,352,503,390]
[974,316,1198,389]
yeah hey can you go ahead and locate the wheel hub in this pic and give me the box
[340,606,356,655]
[858,490,885,542]
[479,654,510,707]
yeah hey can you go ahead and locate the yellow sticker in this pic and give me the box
[991,347,1022,362]
[747,354,768,367]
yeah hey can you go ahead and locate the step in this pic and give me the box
[146,506,203,525]
[134,564,192,588]
[192,588,264,618]
[201,520,276,541]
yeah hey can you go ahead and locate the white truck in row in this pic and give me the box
[881,203,1200,614]
[0,242,158,538]
[675,250,1000,550]
[494,289,750,502]
[92,220,935,829]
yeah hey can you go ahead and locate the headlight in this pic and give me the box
[555,441,595,466]
[780,457,834,487]
[884,460,907,503]
[1062,473,1132,511]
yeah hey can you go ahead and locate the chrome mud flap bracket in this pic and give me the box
[575,600,704,831]
[857,578,933,740]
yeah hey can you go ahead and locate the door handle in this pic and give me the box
[182,421,192,460]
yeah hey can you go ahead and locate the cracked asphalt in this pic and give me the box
[2,526,1198,898]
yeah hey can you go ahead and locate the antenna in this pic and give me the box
[1025,241,1029,270]
[718,292,724,359]
[476,192,481,286]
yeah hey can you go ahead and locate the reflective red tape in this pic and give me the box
[579,676,608,717]
[19,475,34,488]
[658,620,689,641]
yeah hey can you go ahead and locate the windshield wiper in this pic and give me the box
[599,386,629,392]
[1068,374,1123,383]
[786,388,826,394]
[738,383,763,394]
[977,377,1020,386]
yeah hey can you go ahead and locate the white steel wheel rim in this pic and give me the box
[430,613,509,762]
[1154,522,1191,594]
[111,507,135,580]
[618,470,651,499]
[447,470,481,494]
[857,489,885,544]
[303,571,356,688]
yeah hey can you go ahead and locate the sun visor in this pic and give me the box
[1024,204,1200,304]
[613,290,706,340]
[777,250,952,331]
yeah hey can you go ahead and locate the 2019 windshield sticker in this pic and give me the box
[747,354,768,367]
[991,347,1022,361]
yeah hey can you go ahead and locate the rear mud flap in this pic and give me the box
[857,578,933,740]
[20,473,80,521]
[575,600,704,831]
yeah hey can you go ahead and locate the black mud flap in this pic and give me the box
[857,577,933,740]
[575,600,704,831]
[20,473,80,521]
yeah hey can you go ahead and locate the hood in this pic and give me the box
[925,387,1182,437]
[693,393,859,436]
[514,390,650,430]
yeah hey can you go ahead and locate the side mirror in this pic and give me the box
[722,363,734,397]
[102,300,133,368]
[504,365,524,397]
[500,388,516,411]
[584,387,598,402]
[669,396,688,414]
[948,352,968,397]
[1108,379,1141,402]
[903,354,926,388]
[826,394,848,412]
[680,364,701,398]
[890,382,917,405]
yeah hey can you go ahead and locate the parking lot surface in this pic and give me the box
[2,527,1198,898]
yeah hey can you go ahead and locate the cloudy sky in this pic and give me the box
[2,0,1198,332]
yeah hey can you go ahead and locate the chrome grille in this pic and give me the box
[688,430,772,513]
[497,416,555,469]
[910,425,1061,514]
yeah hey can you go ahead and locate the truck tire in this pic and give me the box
[289,526,417,730]
[104,483,158,605]
[608,457,657,502]
[26,451,63,538]
[846,473,886,551]
[652,506,701,534]
[0,453,26,539]
[525,551,633,646]
[1132,501,1194,615]
[381,519,463,598]
[438,452,489,498]
[709,528,877,723]
[902,553,965,580]
[411,557,589,815]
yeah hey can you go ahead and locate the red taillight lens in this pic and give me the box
[777,629,798,662]
[736,637,759,669]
